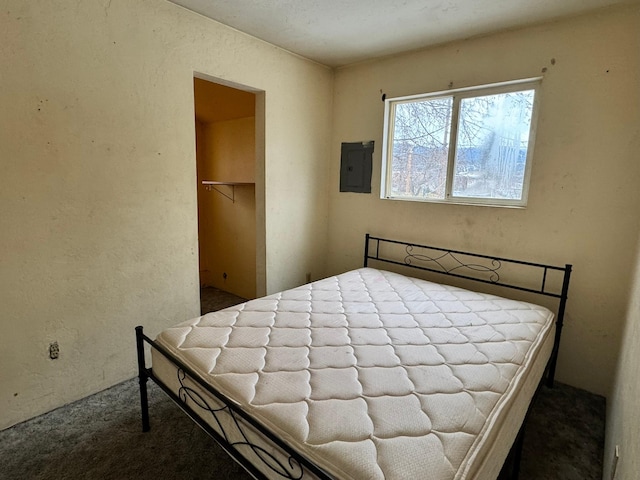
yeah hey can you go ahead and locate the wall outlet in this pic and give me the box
[49,341,59,360]
[611,444,620,480]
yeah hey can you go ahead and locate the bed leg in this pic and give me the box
[547,264,572,388]
[546,305,566,388]
[511,425,525,479]
[546,345,559,388]
[135,326,151,432]
[498,422,526,480]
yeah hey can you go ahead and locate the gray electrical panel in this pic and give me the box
[340,141,374,193]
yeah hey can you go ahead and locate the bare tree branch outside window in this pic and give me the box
[383,80,539,206]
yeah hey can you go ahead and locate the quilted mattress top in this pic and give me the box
[156,268,554,479]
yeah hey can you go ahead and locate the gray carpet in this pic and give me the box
[199,286,247,316]
[0,288,605,479]
[520,382,606,479]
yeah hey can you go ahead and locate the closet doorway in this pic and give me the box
[193,75,265,305]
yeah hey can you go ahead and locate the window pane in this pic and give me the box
[452,90,534,200]
[389,97,453,199]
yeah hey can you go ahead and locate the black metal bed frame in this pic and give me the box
[363,234,572,387]
[136,329,332,480]
[136,233,572,480]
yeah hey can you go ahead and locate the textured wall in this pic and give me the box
[604,239,640,479]
[197,117,257,298]
[0,0,332,429]
[328,5,640,397]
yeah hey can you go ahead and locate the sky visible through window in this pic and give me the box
[388,88,535,204]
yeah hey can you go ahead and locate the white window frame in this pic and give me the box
[381,78,542,207]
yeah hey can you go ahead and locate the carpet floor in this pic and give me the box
[0,288,606,479]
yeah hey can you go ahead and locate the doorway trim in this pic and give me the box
[193,71,266,297]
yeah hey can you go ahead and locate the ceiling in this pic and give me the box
[168,0,634,67]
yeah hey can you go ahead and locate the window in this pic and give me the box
[381,78,541,207]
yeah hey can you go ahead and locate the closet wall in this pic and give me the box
[194,78,257,299]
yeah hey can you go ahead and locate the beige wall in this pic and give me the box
[205,117,256,182]
[328,5,640,397]
[197,117,257,299]
[0,0,332,429]
[604,241,640,479]
[3,0,638,450]
[193,77,255,124]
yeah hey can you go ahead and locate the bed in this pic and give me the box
[135,234,572,479]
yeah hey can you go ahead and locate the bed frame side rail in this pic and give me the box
[363,233,572,387]
[135,326,334,480]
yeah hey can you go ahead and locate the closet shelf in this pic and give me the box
[202,181,254,186]
[202,181,254,202]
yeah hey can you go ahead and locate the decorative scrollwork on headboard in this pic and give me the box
[364,233,571,299]
[362,233,573,388]
[405,245,502,283]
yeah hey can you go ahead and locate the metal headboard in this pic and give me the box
[363,233,572,386]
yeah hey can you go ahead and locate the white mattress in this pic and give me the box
[152,267,555,479]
